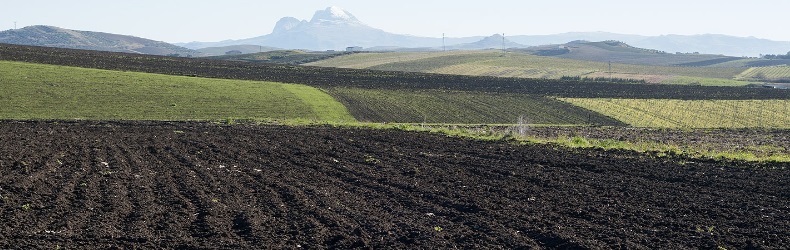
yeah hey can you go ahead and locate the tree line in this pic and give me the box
[761,52,790,59]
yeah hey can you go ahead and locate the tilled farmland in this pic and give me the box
[0,121,787,249]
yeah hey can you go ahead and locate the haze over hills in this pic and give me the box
[196,45,281,57]
[0,25,199,56]
[2,6,788,57]
[508,32,790,57]
[178,6,790,57]
[520,40,737,66]
[178,7,479,51]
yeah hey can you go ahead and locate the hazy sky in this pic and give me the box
[2,0,789,43]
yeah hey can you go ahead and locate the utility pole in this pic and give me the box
[442,33,446,52]
[502,33,506,54]
[14,21,17,29]
[608,61,612,82]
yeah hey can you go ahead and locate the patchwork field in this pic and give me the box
[1,44,789,249]
[307,51,746,84]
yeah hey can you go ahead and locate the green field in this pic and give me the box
[325,87,624,125]
[735,66,790,81]
[0,61,355,122]
[560,98,790,128]
[660,76,754,86]
[307,51,745,81]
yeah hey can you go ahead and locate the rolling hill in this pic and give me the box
[196,45,281,57]
[0,25,198,56]
[305,50,749,85]
[520,40,738,66]
[0,60,353,121]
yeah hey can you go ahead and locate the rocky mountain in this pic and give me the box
[179,7,790,57]
[0,25,198,56]
[179,6,476,51]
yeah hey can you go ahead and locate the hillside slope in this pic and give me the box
[0,25,198,56]
[307,50,746,84]
[0,61,353,122]
[2,44,787,100]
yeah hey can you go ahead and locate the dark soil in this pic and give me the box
[0,121,787,249]
[521,126,790,157]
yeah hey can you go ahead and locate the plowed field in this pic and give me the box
[0,121,787,249]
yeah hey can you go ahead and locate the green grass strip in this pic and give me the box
[0,61,355,122]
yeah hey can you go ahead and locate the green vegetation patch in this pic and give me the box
[735,66,790,81]
[660,76,753,86]
[325,87,624,125]
[0,61,354,122]
[560,98,790,128]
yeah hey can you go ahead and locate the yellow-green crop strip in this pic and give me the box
[560,98,790,128]
[0,61,355,122]
[735,66,790,81]
[310,51,745,80]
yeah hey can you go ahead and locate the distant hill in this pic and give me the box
[447,34,526,50]
[508,32,790,57]
[196,45,281,57]
[209,50,352,64]
[305,50,754,86]
[0,25,198,56]
[519,40,739,66]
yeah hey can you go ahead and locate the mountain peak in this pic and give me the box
[310,6,362,24]
[272,17,304,34]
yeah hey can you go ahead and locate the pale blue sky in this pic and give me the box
[2,0,788,43]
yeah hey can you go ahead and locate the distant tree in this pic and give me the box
[761,52,790,59]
